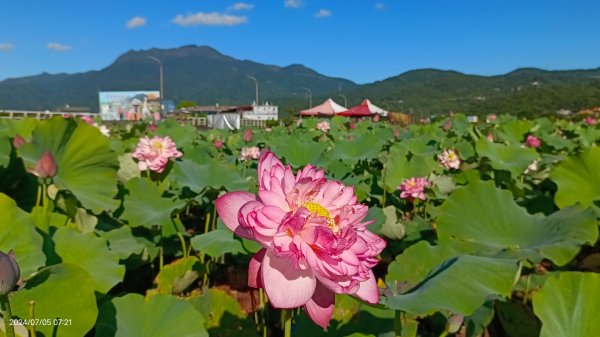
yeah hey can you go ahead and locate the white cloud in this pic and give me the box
[315,9,332,18]
[230,2,254,11]
[0,43,15,51]
[127,16,147,29]
[47,42,71,51]
[285,0,302,8]
[172,12,247,26]
[375,2,385,10]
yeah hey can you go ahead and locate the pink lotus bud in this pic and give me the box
[243,129,253,142]
[148,124,157,132]
[0,250,20,295]
[12,134,26,148]
[525,135,541,148]
[348,122,357,130]
[373,114,381,122]
[214,140,223,150]
[28,151,58,178]
[347,135,354,141]
[486,132,494,142]
[442,119,452,131]
[393,129,401,139]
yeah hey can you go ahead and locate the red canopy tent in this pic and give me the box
[301,98,347,116]
[337,99,388,117]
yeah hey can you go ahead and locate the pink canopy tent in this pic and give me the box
[301,98,347,116]
[337,99,388,117]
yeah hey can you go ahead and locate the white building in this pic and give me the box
[241,102,278,121]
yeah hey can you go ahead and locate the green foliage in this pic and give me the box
[96,293,208,337]
[533,272,600,337]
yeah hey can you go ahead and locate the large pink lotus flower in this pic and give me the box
[240,146,260,161]
[438,149,461,170]
[132,136,182,173]
[215,151,386,328]
[316,121,330,133]
[398,177,431,201]
[525,135,541,148]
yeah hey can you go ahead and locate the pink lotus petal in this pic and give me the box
[261,249,316,308]
[304,281,335,329]
[215,192,256,239]
[248,248,266,288]
[353,270,379,304]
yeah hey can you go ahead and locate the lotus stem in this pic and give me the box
[28,300,37,337]
[394,310,402,337]
[177,232,187,259]
[36,184,42,207]
[0,294,15,337]
[282,309,293,337]
[42,183,48,215]
[382,164,388,207]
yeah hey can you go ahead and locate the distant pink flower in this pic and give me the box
[486,132,494,142]
[148,124,158,132]
[316,121,330,133]
[240,146,260,161]
[214,140,223,150]
[348,135,354,141]
[438,149,461,170]
[393,129,401,139]
[348,122,357,130]
[486,114,497,123]
[243,129,253,142]
[81,116,94,125]
[372,114,381,122]
[398,177,431,201]
[215,151,385,328]
[525,135,541,148]
[132,136,182,173]
[584,116,597,126]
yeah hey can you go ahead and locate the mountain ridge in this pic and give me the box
[1,45,599,116]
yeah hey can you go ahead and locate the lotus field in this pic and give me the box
[0,113,599,337]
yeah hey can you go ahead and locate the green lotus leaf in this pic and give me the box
[385,144,439,192]
[475,138,537,177]
[191,228,245,257]
[52,227,125,293]
[0,193,45,277]
[98,226,146,260]
[532,272,600,337]
[17,117,119,213]
[122,177,186,229]
[331,134,382,164]
[189,288,254,332]
[497,119,534,144]
[169,159,251,193]
[95,293,208,337]
[436,181,598,265]
[387,255,519,316]
[155,118,197,149]
[386,241,456,288]
[551,147,600,210]
[117,153,141,183]
[10,263,98,337]
[269,137,328,168]
[154,256,203,294]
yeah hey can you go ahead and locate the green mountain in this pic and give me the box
[1,45,600,117]
[346,68,600,117]
[0,45,356,111]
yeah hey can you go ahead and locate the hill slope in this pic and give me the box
[0,45,356,111]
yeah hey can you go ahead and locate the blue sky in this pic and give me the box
[0,0,599,84]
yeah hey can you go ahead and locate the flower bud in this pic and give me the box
[12,134,26,148]
[0,250,20,295]
[28,150,58,178]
